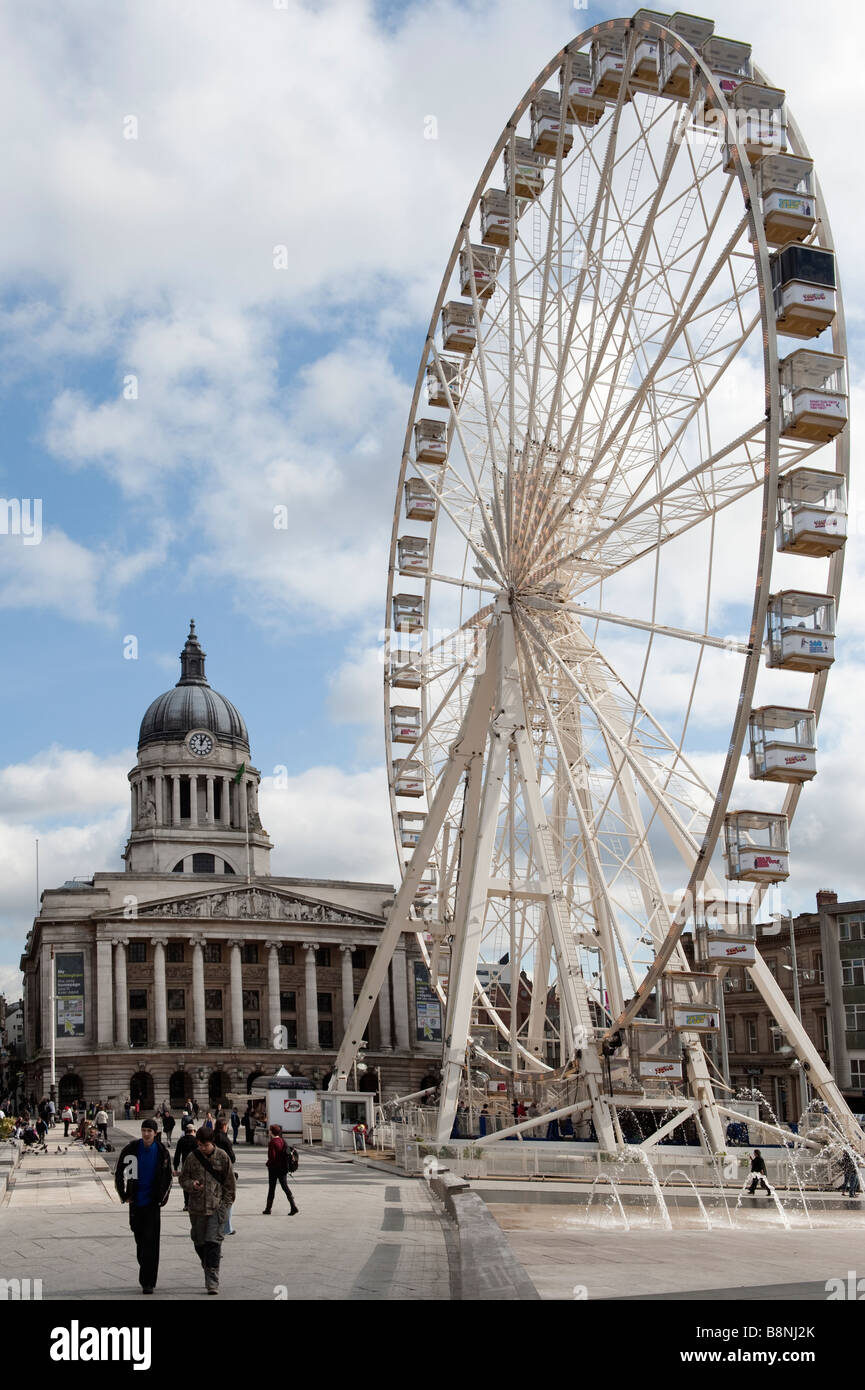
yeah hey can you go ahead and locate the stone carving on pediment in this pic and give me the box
[137,888,376,926]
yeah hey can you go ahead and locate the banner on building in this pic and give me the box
[55,953,85,1038]
[413,961,442,1043]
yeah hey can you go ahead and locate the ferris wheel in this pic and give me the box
[333,9,857,1150]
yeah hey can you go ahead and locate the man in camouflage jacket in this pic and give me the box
[179,1126,237,1293]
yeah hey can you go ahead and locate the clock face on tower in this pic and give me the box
[188,732,214,757]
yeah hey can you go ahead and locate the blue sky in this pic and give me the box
[1,0,863,995]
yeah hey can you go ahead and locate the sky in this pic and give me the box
[0,0,863,998]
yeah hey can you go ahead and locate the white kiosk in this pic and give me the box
[318,1090,376,1152]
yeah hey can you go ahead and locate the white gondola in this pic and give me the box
[459,244,498,300]
[629,10,667,92]
[658,12,715,100]
[724,810,789,883]
[389,649,422,690]
[530,90,575,157]
[765,590,835,672]
[591,36,628,100]
[441,301,476,354]
[778,351,847,444]
[663,972,720,1032]
[628,1023,684,1083]
[425,357,463,410]
[393,759,424,797]
[776,467,846,558]
[397,536,430,576]
[748,706,816,784]
[390,705,421,743]
[695,898,757,967]
[413,868,437,907]
[559,51,606,125]
[480,190,512,247]
[504,137,546,200]
[770,243,836,339]
[722,82,786,169]
[404,477,436,522]
[398,810,426,848]
[756,154,816,246]
[393,593,424,632]
[701,35,752,100]
[414,417,447,464]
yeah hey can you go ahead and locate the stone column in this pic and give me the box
[268,943,282,1049]
[40,949,53,1050]
[172,775,181,825]
[152,939,168,1046]
[190,937,206,1046]
[206,775,215,825]
[303,943,319,1049]
[392,942,411,1050]
[155,774,164,826]
[130,781,138,829]
[378,962,392,1051]
[189,775,198,827]
[340,945,355,1033]
[113,938,129,1047]
[229,940,244,1047]
[222,777,231,826]
[96,938,114,1047]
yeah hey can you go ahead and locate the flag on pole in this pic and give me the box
[233,762,246,784]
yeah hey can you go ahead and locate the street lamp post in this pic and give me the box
[770,913,811,1120]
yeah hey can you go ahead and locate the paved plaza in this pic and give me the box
[0,1122,451,1301]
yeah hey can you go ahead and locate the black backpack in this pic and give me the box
[287,1146,299,1173]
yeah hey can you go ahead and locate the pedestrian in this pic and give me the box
[173,1124,199,1210]
[192,1099,200,1120]
[124,1097,131,1121]
[95,1105,109,1144]
[243,1103,255,1145]
[840,1149,861,1197]
[262,1124,299,1216]
[213,1119,237,1235]
[204,1111,214,1131]
[180,1127,236,1294]
[134,1098,140,1119]
[35,1116,48,1147]
[747,1148,770,1195]
[478,1105,489,1138]
[47,1098,56,1128]
[230,1106,240,1144]
[114,1118,173,1294]
[61,1104,73,1137]
[162,1110,176,1148]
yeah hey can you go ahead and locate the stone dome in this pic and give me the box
[137,621,249,752]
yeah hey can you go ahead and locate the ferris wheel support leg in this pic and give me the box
[525,920,553,1063]
[331,623,501,1094]
[748,952,863,1152]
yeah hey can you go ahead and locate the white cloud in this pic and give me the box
[260,764,396,885]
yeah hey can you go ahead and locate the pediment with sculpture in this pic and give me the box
[97,886,383,926]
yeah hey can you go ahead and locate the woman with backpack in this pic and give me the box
[262,1124,299,1216]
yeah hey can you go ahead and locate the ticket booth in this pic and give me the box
[319,1091,376,1152]
[560,50,606,125]
[757,154,816,246]
[770,243,836,339]
[776,468,846,558]
[504,138,546,200]
[250,1067,317,1139]
[663,972,720,1032]
[748,705,816,784]
[765,590,835,672]
[426,357,463,410]
[694,898,757,967]
[778,351,847,444]
[724,810,789,882]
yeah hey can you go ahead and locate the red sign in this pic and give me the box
[283,1098,302,1114]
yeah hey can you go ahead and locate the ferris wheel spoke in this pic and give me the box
[520,593,748,655]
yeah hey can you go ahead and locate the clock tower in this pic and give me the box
[123,621,272,876]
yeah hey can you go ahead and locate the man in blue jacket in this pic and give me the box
[115,1117,173,1294]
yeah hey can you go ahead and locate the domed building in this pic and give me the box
[19,625,440,1112]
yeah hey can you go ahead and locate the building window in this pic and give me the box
[723,970,742,993]
[318,1019,334,1048]
[766,958,778,979]
[168,1018,186,1046]
[242,990,260,1012]
[315,947,332,968]
[747,1019,758,1053]
[278,945,295,966]
[744,972,754,992]
[814,952,824,984]
[820,1014,829,1052]
[280,991,296,1013]
[850,1059,865,1088]
[842,959,865,988]
[130,1018,148,1046]
[204,943,222,964]
[317,993,333,1014]
[193,853,216,874]
[128,942,147,964]
[351,948,367,970]
[224,862,236,875]
[242,945,259,965]
[243,1018,260,1045]
[726,1020,735,1054]
[129,990,147,1012]
[167,989,185,1012]
[840,916,865,941]
[846,1006,865,1033]
[205,989,223,1011]
[771,1026,784,1053]
[173,860,185,873]
[167,943,184,963]
[205,1017,224,1046]
[280,1018,298,1047]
